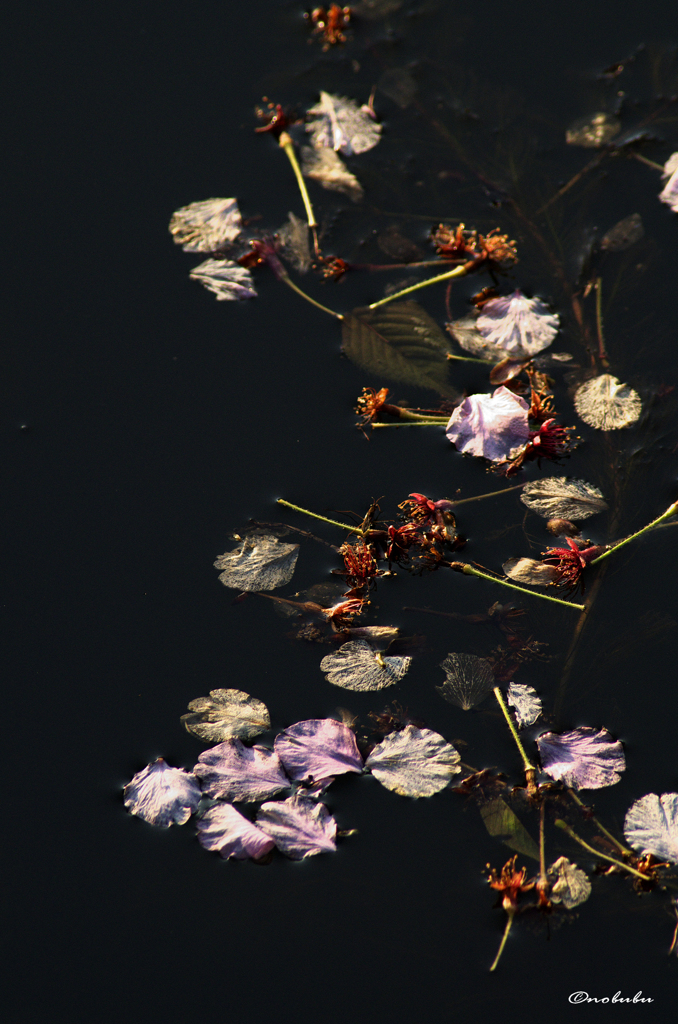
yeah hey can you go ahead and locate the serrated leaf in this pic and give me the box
[320,639,411,691]
[365,725,461,797]
[624,792,678,864]
[520,477,607,521]
[342,301,457,397]
[479,797,539,861]
[214,534,299,592]
[574,374,641,430]
[547,856,592,908]
[437,653,495,710]
[181,688,270,743]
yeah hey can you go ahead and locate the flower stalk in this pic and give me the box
[450,562,586,612]
[590,500,678,566]
[554,820,650,881]
[489,911,514,973]
[278,132,318,229]
[277,499,366,536]
[493,686,537,794]
[368,263,468,310]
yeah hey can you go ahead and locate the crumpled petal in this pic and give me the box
[301,146,364,201]
[274,719,363,783]
[547,856,591,908]
[193,740,290,802]
[476,290,559,356]
[181,688,270,743]
[320,639,410,691]
[623,792,678,864]
[574,374,641,430]
[365,725,461,797]
[214,534,299,592]
[123,758,201,827]
[256,793,337,859]
[536,726,625,790]
[507,682,542,728]
[520,477,607,521]
[446,386,530,461]
[189,259,257,301]
[437,653,495,710]
[306,91,381,156]
[197,803,275,860]
[169,198,242,252]
[659,153,678,212]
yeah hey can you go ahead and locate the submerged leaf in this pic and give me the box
[123,759,201,827]
[574,374,641,430]
[600,213,644,251]
[193,741,289,802]
[196,803,275,861]
[521,477,607,521]
[306,91,381,156]
[181,688,270,743]
[342,301,457,397]
[448,317,505,362]
[502,557,561,586]
[507,683,542,728]
[301,146,364,201]
[547,856,592,908]
[659,153,678,213]
[537,727,625,790]
[476,290,559,356]
[214,534,299,592]
[479,797,540,861]
[566,112,620,147]
[277,212,311,273]
[169,198,242,252]
[256,793,337,859]
[189,259,257,301]
[437,653,495,710]
[445,386,530,460]
[624,792,678,864]
[274,719,363,782]
[365,725,461,797]
[320,639,411,691]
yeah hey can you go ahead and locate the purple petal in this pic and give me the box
[194,740,290,802]
[659,154,678,212]
[197,803,275,861]
[123,758,201,827]
[256,793,337,859]
[445,386,530,461]
[537,727,625,790]
[476,290,559,356]
[274,719,363,783]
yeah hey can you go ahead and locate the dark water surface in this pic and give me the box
[6,2,678,1021]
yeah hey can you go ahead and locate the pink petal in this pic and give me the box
[537,727,625,790]
[476,290,559,356]
[194,740,290,802]
[197,803,275,860]
[274,719,363,783]
[123,758,201,827]
[256,793,338,859]
[445,386,530,461]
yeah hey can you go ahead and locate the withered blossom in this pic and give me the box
[487,855,535,911]
[431,224,517,269]
[305,5,352,49]
[541,537,602,590]
[476,290,559,357]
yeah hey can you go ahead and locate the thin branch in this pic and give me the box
[535,152,607,216]
[594,277,609,367]
[567,789,634,857]
[489,911,514,972]
[493,686,536,778]
[451,484,524,507]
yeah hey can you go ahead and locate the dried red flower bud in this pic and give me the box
[306,6,351,49]
[254,101,293,138]
[317,256,350,280]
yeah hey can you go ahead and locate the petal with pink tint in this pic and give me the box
[537,727,625,790]
[194,740,290,802]
[197,803,275,861]
[476,290,559,356]
[274,719,363,783]
[123,758,201,827]
[445,386,530,461]
[256,793,338,859]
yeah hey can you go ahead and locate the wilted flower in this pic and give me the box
[355,386,391,425]
[541,537,602,589]
[400,492,455,524]
[499,419,574,475]
[337,540,381,594]
[386,522,422,561]
[254,100,294,138]
[322,597,366,629]
[306,5,351,49]
[476,290,559,356]
[659,152,678,212]
[488,855,535,911]
[431,224,517,269]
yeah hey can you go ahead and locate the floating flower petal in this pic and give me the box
[623,792,678,864]
[502,557,561,586]
[566,112,620,148]
[214,534,299,592]
[659,153,678,213]
[547,857,591,909]
[193,741,290,802]
[476,290,559,356]
[536,727,625,790]
[306,91,381,156]
[600,213,644,251]
[507,683,542,728]
[181,689,270,743]
[274,719,363,783]
[521,477,607,521]
[189,259,257,301]
[446,386,530,461]
[169,198,242,252]
[365,725,461,797]
[123,758,201,827]
[256,793,338,859]
[320,639,411,691]
[437,653,495,710]
[197,803,275,861]
[574,374,641,430]
[301,146,364,201]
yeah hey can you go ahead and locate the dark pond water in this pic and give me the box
[6,2,678,1021]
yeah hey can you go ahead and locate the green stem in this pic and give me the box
[279,133,317,229]
[489,910,514,972]
[277,499,365,536]
[539,801,548,895]
[554,820,650,881]
[594,277,609,367]
[391,409,449,422]
[493,687,535,774]
[590,501,678,566]
[451,484,524,507]
[278,271,343,320]
[629,151,666,173]
[456,563,585,612]
[567,789,633,857]
[368,264,469,310]
[447,353,494,364]
[371,420,446,428]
